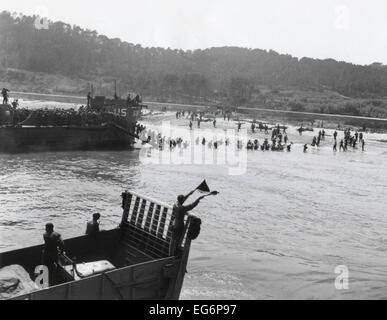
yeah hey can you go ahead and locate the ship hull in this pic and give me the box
[0,126,134,153]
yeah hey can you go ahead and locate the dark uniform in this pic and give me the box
[169,199,201,256]
[87,92,92,108]
[2,88,9,104]
[86,220,100,236]
[42,230,64,286]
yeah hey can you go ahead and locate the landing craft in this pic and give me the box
[0,191,201,300]
[0,87,146,153]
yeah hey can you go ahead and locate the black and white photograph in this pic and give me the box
[0,0,387,304]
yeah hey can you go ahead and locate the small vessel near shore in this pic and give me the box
[0,88,146,153]
[0,191,201,300]
[297,126,314,134]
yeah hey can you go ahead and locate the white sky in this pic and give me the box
[2,0,387,65]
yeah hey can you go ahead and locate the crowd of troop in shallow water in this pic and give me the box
[141,108,369,154]
[334,128,366,152]
[0,90,372,153]
[303,128,366,153]
[138,121,295,152]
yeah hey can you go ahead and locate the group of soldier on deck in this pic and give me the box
[3,106,131,128]
[87,92,143,108]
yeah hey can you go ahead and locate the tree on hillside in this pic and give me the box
[1,10,387,103]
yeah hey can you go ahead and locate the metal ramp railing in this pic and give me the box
[120,191,189,260]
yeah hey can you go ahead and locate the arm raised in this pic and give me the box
[182,189,197,204]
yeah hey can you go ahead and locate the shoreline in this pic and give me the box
[3,90,387,133]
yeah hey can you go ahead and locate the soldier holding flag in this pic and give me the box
[169,181,219,256]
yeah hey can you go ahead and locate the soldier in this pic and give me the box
[87,92,92,108]
[11,99,19,109]
[2,88,10,104]
[135,95,141,105]
[86,213,101,236]
[42,223,65,277]
[169,192,206,256]
[251,122,256,133]
[340,140,345,151]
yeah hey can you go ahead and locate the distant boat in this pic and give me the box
[297,127,314,134]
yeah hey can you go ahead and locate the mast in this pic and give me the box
[4,34,8,70]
